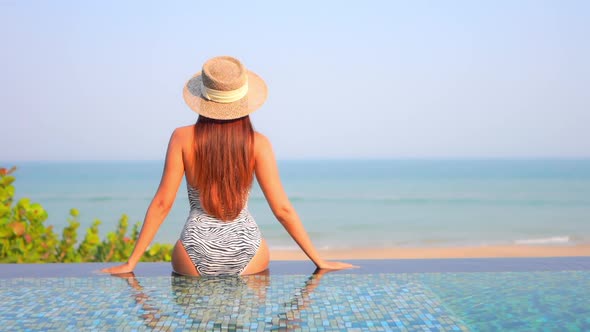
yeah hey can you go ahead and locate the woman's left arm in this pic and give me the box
[101,129,185,274]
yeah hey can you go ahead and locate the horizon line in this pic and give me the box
[3,157,590,163]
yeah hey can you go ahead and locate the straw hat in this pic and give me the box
[183,56,268,120]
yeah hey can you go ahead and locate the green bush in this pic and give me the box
[0,166,172,263]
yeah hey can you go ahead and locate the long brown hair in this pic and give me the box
[192,115,255,220]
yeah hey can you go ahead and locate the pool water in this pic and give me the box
[1,259,589,331]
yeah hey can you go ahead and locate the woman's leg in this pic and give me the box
[171,240,200,276]
[241,239,270,275]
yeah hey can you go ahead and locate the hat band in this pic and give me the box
[201,79,249,103]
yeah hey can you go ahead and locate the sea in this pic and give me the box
[5,160,590,250]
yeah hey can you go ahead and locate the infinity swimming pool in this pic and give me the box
[1,258,589,331]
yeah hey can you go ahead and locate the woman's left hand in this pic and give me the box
[101,262,135,275]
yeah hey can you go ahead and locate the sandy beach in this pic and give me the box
[270,244,590,261]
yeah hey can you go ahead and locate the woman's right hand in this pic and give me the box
[316,260,357,270]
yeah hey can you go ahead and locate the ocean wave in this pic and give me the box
[514,236,571,245]
[248,194,589,206]
[27,194,154,202]
[26,192,589,206]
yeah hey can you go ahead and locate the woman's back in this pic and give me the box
[171,124,267,276]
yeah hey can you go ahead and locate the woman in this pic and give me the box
[102,56,353,276]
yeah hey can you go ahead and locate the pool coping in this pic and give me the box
[2,256,590,278]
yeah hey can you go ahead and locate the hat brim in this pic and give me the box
[183,71,268,120]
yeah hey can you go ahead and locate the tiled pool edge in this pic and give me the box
[2,256,590,278]
[1,261,589,331]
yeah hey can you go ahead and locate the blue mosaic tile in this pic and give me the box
[1,260,589,331]
[420,271,590,331]
[1,274,470,331]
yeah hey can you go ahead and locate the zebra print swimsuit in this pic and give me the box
[180,185,262,276]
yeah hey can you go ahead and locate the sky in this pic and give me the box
[1,0,589,161]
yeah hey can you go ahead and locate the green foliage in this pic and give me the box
[0,166,173,263]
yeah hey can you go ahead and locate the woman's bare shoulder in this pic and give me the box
[254,132,272,153]
[175,124,195,135]
[164,125,194,154]
[170,125,195,141]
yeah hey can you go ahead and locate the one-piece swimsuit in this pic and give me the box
[180,185,262,276]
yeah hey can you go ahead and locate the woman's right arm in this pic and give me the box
[254,133,354,270]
